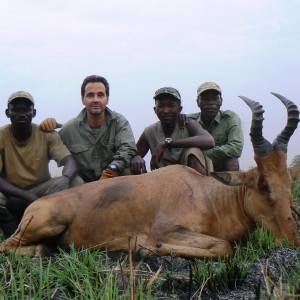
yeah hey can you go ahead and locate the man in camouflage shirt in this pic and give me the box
[40,75,137,182]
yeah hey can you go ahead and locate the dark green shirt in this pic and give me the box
[188,110,244,171]
[59,108,137,182]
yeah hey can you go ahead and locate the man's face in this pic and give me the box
[82,82,109,116]
[198,90,222,119]
[6,98,36,128]
[154,96,182,125]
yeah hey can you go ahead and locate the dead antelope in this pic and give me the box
[0,93,299,258]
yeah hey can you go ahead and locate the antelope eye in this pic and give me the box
[259,183,269,193]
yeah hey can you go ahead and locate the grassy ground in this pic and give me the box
[0,186,300,299]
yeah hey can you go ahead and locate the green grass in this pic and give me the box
[1,232,298,299]
[0,185,300,299]
[0,246,161,299]
[191,226,299,297]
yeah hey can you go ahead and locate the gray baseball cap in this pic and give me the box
[153,87,181,101]
[7,91,34,104]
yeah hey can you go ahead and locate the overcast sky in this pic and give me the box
[1,0,299,173]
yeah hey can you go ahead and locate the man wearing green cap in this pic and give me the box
[131,87,215,175]
[0,91,79,238]
[188,82,243,171]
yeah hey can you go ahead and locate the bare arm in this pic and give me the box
[61,155,79,180]
[131,132,150,174]
[136,132,150,157]
[0,177,38,203]
[182,119,215,149]
[40,118,63,132]
[44,155,78,195]
[153,119,215,151]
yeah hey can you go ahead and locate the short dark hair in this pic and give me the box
[81,75,110,98]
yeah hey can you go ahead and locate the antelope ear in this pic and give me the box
[211,172,243,186]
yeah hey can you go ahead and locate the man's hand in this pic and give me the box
[44,176,70,195]
[131,155,147,174]
[150,142,166,170]
[100,169,119,180]
[40,118,63,132]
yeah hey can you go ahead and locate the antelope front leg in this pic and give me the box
[140,231,233,259]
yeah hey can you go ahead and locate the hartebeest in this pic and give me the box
[0,93,299,258]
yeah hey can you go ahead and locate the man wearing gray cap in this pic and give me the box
[0,91,78,238]
[131,87,215,175]
[188,82,243,171]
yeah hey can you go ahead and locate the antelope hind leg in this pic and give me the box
[0,240,50,256]
[0,214,67,256]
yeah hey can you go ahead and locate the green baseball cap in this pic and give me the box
[153,87,181,101]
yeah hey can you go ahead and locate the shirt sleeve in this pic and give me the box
[111,115,138,171]
[204,113,244,160]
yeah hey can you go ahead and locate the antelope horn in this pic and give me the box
[239,96,273,156]
[271,92,299,153]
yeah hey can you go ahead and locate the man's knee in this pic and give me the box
[187,154,209,176]
[183,148,213,175]
[224,158,240,171]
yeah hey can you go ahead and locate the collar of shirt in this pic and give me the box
[200,111,222,130]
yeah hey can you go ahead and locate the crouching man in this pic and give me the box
[0,91,79,238]
[131,87,215,175]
